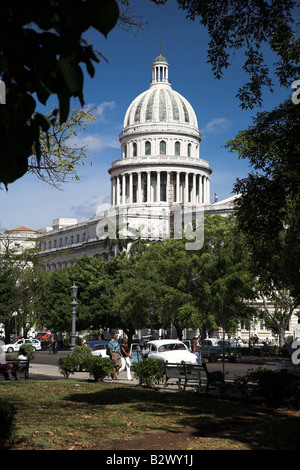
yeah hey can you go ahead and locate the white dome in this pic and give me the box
[123,87,198,129]
[121,54,200,139]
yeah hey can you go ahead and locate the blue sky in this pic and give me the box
[0,0,292,231]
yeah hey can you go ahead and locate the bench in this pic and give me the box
[164,363,185,390]
[164,361,225,393]
[0,359,30,381]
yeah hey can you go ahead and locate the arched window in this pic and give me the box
[145,141,151,155]
[187,143,191,157]
[175,141,180,155]
[133,142,137,157]
[160,140,166,155]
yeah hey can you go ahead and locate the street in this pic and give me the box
[33,349,281,381]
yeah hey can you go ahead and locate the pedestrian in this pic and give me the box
[119,338,133,380]
[141,344,149,359]
[192,336,201,363]
[249,335,254,355]
[52,336,58,354]
[11,347,28,380]
[108,332,122,380]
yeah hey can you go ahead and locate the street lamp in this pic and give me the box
[70,282,78,353]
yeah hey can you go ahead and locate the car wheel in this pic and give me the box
[7,347,13,353]
[208,354,217,362]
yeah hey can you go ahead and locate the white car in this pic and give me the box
[2,338,42,353]
[91,343,110,358]
[147,339,198,364]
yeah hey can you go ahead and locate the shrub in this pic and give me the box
[0,399,17,445]
[58,355,80,378]
[133,358,165,388]
[249,368,300,407]
[233,367,300,407]
[19,343,35,360]
[71,345,93,371]
[85,356,113,382]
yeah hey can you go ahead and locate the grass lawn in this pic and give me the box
[1,379,300,450]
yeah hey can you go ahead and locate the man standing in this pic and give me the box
[108,332,122,380]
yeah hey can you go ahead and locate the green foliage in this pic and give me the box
[133,358,165,388]
[177,0,300,109]
[71,345,93,371]
[58,355,80,378]
[58,347,113,382]
[233,367,300,407]
[0,399,17,444]
[85,356,114,382]
[0,0,119,187]
[227,100,300,303]
[19,343,35,360]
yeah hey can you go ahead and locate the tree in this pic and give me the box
[190,215,257,341]
[226,99,300,302]
[0,0,119,187]
[0,230,40,341]
[33,269,74,333]
[257,289,298,346]
[29,106,96,188]
[176,0,300,108]
[0,264,18,342]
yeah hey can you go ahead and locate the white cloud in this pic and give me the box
[70,195,111,221]
[200,118,232,136]
[68,133,119,154]
[94,101,117,121]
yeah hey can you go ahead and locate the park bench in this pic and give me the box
[164,361,225,393]
[0,359,30,381]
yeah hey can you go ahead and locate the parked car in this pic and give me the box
[201,338,241,363]
[36,332,51,340]
[146,339,198,364]
[2,338,42,353]
[87,341,110,358]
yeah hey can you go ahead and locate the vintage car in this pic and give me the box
[201,338,241,363]
[2,338,42,353]
[146,339,198,364]
[84,340,110,357]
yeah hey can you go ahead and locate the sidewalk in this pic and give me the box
[29,362,139,384]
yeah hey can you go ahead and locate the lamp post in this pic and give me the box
[70,283,78,354]
[150,302,154,336]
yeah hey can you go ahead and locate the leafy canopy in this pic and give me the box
[0,0,119,187]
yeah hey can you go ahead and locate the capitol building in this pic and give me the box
[2,52,298,344]
[34,52,237,270]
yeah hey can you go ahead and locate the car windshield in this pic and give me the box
[158,343,187,352]
[94,345,106,350]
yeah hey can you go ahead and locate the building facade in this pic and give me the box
[36,53,237,270]
[3,52,297,344]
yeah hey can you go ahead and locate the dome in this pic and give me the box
[123,87,198,129]
[152,53,168,64]
[121,54,200,137]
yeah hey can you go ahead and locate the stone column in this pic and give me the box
[122,174,126,205]
[192,173,196,203]
[111,177,115,206]
[147,171,151,203]
[116,175,120,206]
[157,171,160,202]
[137,171,142,203]
[166,171,170,203]
[185,172,189,203]
[176,171,180,203]
[128,173,133,204]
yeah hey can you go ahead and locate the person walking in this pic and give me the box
[108,332,122,380]
[119,338,133,380]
